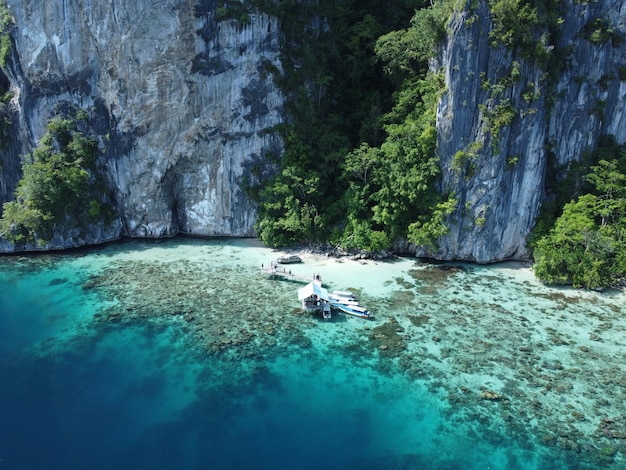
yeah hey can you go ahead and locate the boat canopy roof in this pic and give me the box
[297,281,330,301]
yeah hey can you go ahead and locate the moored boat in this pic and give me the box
[329,297,359,306]
[297,283,369,320]
[329,292,357,302]
[331,290,355,299]
[331,302,370,318]
[277,255,302,264]
[328,289,370,318]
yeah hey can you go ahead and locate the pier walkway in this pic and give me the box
[260,267,322,284]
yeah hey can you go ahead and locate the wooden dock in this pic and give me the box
[261,267,322,284]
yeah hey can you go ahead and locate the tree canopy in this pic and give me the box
[533,146,626,288]
[0,115,113,245]
[250,0,454,251]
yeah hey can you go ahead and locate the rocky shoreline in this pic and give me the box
[280,242,398,262]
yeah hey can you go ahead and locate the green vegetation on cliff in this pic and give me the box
[248,0,454,250]
[248,0,571,253]
[0,0,12,67]
[532,141,626,288]
[0,112,113,245]
[0,0,12,145]
[250,0,626,289]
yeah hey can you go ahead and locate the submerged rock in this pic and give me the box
[480,389,501,401]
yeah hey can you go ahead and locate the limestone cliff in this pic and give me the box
[427,0,626,262]
[1,1,625,261]
[0,0,283,251]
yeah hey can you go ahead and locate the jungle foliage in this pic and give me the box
[249,0,455,251]
[249,0,626,288]
[0,113,113,245]
[532,140,626,289]
[0,0,12,67]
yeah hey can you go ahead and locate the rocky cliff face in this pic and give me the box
[1,0,283,251]
[2,1,625,260]
[429,0,626,263]
[0,68,20,206]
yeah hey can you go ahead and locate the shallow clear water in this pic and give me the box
[0,238,624,469]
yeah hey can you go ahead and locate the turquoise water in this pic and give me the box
[0,238,624,469]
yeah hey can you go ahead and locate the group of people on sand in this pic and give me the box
[262,261,291,275]
[261,261,322,280]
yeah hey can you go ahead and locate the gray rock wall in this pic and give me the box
[549,1,626,166]
[428,0,626,263]
[2,0,625,260]
[0,69,20,206]
[1,0,283,251]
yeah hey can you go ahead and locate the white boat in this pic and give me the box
[277,255,302,264]
[331,290,355,299]
[331,302,370,318]
[330,298,359,306]
[298,283,369,319]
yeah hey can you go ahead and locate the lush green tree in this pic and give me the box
[340,143,381,230]
[489,0,539,49]
[255,166,324,246]
[530,136,625,248]
[533,149,626,288]
[407,195,457,247]
[250,0,455,251]
[375,0,451,80]
[343,142,381,186]
[586,159,626,227]
[373,76,441,235]
[0,0,12,67]
[251,1,429,246]
[0,116,112,245]
[534,195,601,287]
[341,216,390,252]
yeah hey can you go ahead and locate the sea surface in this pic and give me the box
[0,238,625,470]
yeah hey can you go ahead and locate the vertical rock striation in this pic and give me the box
[430,0,626,263]
[548,1,626,167]
[1,0,624,260]
[0,68,20,206]
[1,0,283,250]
